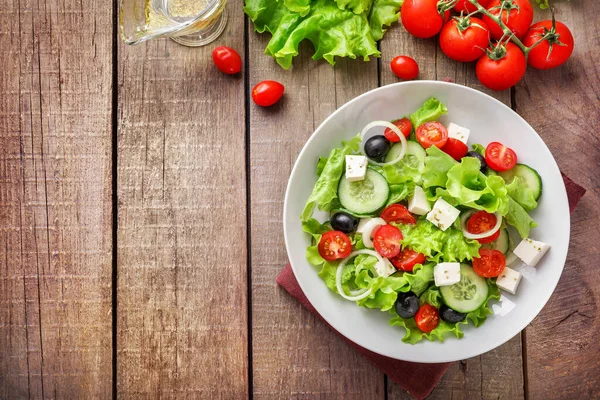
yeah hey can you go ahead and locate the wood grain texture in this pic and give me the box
[516,2,600,399]
[380,22,525,400]
[0,0,113,398]
[116,3,248,398]
[247,33,385,397]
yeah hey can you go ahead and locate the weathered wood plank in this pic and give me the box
[380,22,525,400]
[0,0,113,397]
[247,33,385,397]
[116,3,248,397]
[516,2,600,399]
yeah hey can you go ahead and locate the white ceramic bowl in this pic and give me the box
[283,81,570,363]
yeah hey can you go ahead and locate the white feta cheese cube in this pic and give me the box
[434,262,461,287]
[448,123,470,144]
[376,258,397,278]
[513,238,550,267]
[495,267,522,295]
[426,198,460,231]
[408,186,431,216]
[345,155,368,182]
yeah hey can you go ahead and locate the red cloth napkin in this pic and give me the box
[277,174,585,399]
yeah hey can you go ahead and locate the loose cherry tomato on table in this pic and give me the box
[467,211,500,243]
[483,0,533,40]
[485,141,517,171]
[476,42,526,91]
[472,248,506,278]
[439,16,490,62]
[252,80,285,107]
[416,121,448,149]
[391,248,426,272]
[415,304,440,333]
[373,224,403,258]
[390,56,419,80]
[318,231,352,261]
[441,138,469,161]
[380,204,417,225]
[523,20,574,70]
[401,0,451,39]
[453,0,492,13]
[212,46,242,74]
[384,118,412,142]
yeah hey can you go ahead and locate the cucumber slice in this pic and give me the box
[499,164,543,201]
[338,169,390,215]
[385,140,425,171]
[440,264,489,313]
[482,228,509,254]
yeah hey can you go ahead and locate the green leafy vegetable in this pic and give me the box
[505,196,538,238]
[385,182,415,207]
[506,176,538,212]
[422,145,458,188]
[471,143,486,156]
[368,0,403,40]
[403,263,435,295]
[409,97,448,129]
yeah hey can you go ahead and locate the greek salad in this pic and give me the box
[301,97,550,344]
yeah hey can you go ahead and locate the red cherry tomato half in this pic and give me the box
[318,231,352,261]
[390,56,419,80]
[476,42,526,91]
[467,211,500,244]
[453,0,491,13]
[485,141,517,171]
[252,80,285,107]
[380,204,417,225]
[415,304,440,333]
[401,0,450,39]
[472,248,506,278]
[212,46,242,74]
[523,20,574,70]
[384,118,412,142]
[483,0,533,40]
[390,248,426,272]
[373,224,403,259]
[439,17,490,63]
[416,121,448,149]
[441,137,469,161]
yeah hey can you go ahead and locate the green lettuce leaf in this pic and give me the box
[422,145,458,188]
[403,263,435,295]
[409,97,448,129]
[334,0,372,14]
[505,196,538,238]
[301,134,361,221]
[382,150,423,185]
[303,218,331,265]
[284,0,312,16]
[506,176,538,212]
[368,0,403,40]
[471,143,486,156]
[385,182,415,207]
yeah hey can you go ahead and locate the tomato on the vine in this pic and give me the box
[373,224,403,258]
[483,0,533,40]
[485,141,517,171]
[384,118,412,142]
[212,46,242,74]
[391,56,419,80]
[472,249,506,278]
[380,204,416,225]
[416,121,448,149]
[440,16,490,62]
[252,80,285,107]
[523,20,574,70]
[476,42,526,91]
[401,0,452,39]
[453,0,492,13]
[415,304,440,333]
[390,248,426,272]
[318,231,352,261]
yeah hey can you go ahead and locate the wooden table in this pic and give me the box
[1,0,599,398]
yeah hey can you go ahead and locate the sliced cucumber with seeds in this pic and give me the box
[499,164,543,201]
[440,264,489,313]
[338,169,389,215]
[385,140,426,171]
[482,228,509,254]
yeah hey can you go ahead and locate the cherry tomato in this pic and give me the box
[318,231,352,261]
[390,56,419,80]
[472,248,506,278]
[485,141,517,171]
[415,304,440,333]
[453,0,492,13]
[416,121,448,149]
[373,224,403,258]
[441,137,469,161]
[390,248,426,272]
[523,20,574,70]
[381,204,417,225]
[483,0,533,40]
[384,118,412,142]
[439,17,490,62]
[467,211,501,244]
[252,80,285,107]
[476,42,526,91]
[212,46,242,74]
[401,0,451,39]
